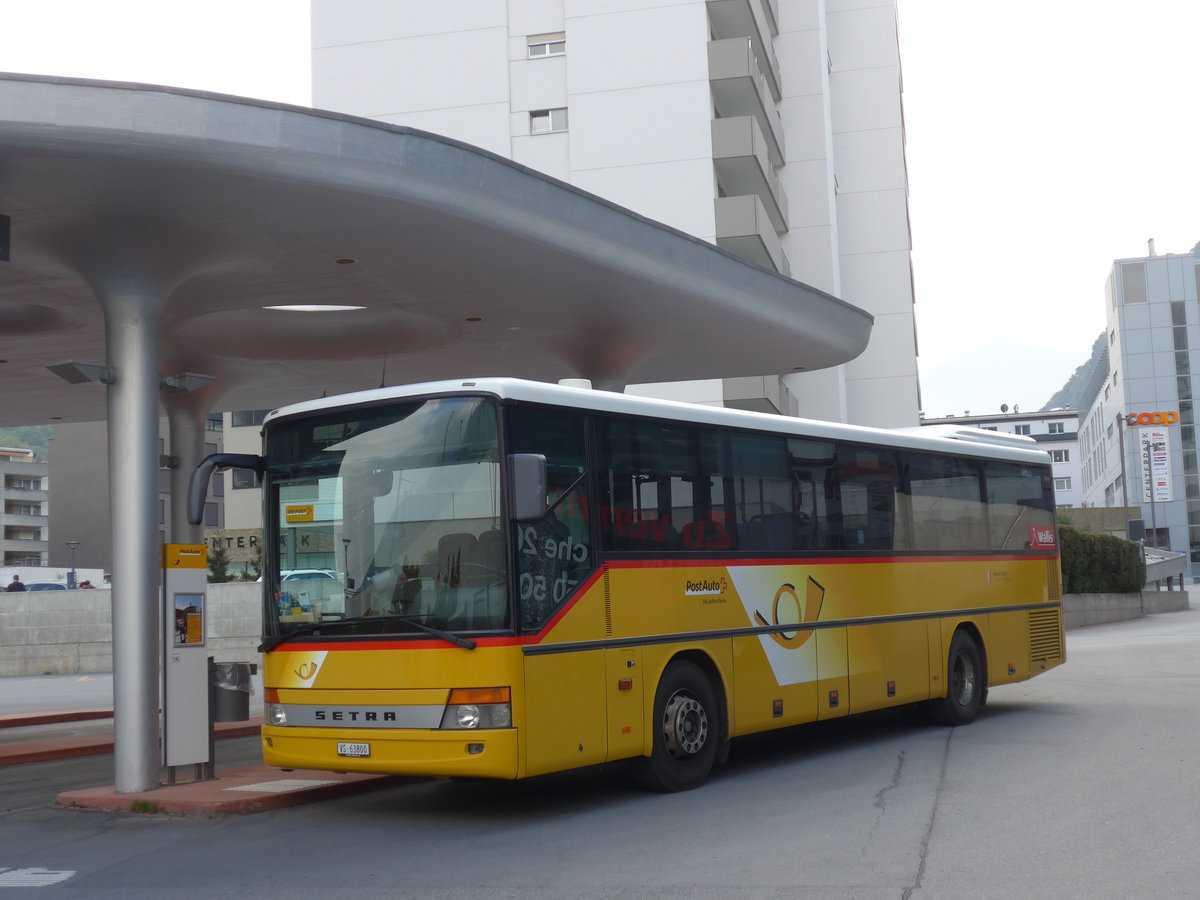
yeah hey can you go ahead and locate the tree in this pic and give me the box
[208,544,233,583]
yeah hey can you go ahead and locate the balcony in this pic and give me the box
[722,375,796,416]
[715,194,790,276]
[1,512,47,528]
[712,116,788,233]
[707,0,780,100]
[708,37,785,166]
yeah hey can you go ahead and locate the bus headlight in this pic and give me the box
[439,687,512,729]
[266,702,288,726]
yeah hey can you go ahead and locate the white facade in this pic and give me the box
[310,0,918,428]
[919,411,1082,509]
[1080,247,1200,570]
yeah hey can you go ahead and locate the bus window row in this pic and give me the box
[594,417,1054,555]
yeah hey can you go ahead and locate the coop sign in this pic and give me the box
[1125,411,1178,426]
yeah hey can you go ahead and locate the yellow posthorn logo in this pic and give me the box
[278,651,327,688]
[294,661,319,681]
[754,577,825,649]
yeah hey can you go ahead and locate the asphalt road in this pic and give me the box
[2,609,1199,898]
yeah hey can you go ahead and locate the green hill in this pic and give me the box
[0,425,53,461]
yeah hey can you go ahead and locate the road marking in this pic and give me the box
[0,867,76,887]
[224,779,338,793]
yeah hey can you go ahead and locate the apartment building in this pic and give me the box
[0,447,48,567]
[310,0,918,427]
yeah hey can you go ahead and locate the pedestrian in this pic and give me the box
[6,575,27,592]
[79,580,95,589]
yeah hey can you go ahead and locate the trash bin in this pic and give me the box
[211,661,253,722]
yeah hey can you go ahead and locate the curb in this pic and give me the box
[0,718,264,767]
[56,766,406,815]
[0,709,113,729]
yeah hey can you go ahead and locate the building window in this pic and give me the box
[232,469,260,490]
[982,426,998,431]
[1051,449,1070,463]
[527,33,565,58]
[1048,422,1065,434]
[530,108,568,134]
[231,409,268,428]
[1014,425,1031,436]
[1054,477,1072,492]
[1122,262,1147,303]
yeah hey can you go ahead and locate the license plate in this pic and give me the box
[337,742,371,758]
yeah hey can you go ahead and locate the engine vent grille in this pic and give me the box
[603,567,612,636]
[1029,608,1063,661]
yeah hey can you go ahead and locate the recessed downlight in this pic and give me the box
[263,305,366,312]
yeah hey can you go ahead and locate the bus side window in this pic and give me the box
[833,446,898,551]
[787,438,837,550]
[507,405,592,629]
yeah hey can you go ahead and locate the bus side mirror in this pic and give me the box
[188,453,263,525]
[509,453,547,521]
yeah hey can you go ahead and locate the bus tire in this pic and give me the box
[927,630,985,726]
[635,660,719,792]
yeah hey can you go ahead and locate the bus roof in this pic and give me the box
[264,378,1051,466]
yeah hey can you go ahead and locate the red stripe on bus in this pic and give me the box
[272,555,1055,652]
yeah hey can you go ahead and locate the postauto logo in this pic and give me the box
[1126,411,1178,426]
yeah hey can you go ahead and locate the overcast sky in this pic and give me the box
[898,0,1200,416]
[2,1,1197,418]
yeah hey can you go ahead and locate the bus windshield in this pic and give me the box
[263,396,508,637]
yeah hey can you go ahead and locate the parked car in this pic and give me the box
[26,582,68,591]
[282,569,337,582]
[257,569,338,583]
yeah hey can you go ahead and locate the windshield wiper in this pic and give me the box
[387,615,477,650]
[258,614,477,653]
[258,622,323,654]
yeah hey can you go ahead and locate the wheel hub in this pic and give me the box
[663,691,708,758]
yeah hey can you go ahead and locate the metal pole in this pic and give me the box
[66,541,79,589]
[1143,431,1159,549]
[103,291,163,794]
[164,395,212,546]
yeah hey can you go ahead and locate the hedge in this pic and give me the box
[1059,526,1145,593]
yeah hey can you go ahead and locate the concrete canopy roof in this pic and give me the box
[0,73,872,426]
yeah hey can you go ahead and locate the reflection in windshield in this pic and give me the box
[265,398,508,636]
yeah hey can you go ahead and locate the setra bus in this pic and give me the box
[190,378,1065,791]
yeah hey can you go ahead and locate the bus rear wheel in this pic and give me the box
[635,660,719,792]
[927,630,984,726]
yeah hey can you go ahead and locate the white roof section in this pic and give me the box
[0,73,873,426]
[267,377,1054,466]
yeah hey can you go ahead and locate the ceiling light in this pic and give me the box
[263,305,366,312]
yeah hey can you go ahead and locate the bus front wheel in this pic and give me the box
[635,660,719,792]
[927,630,984,726]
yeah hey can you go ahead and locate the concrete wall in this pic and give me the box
[2,582,1191,677]
[1063,590,1189,630]
[0,582,260,677]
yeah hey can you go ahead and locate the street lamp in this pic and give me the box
[65,541,80,589]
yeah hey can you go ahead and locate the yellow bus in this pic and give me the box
[193,378,1064,791]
